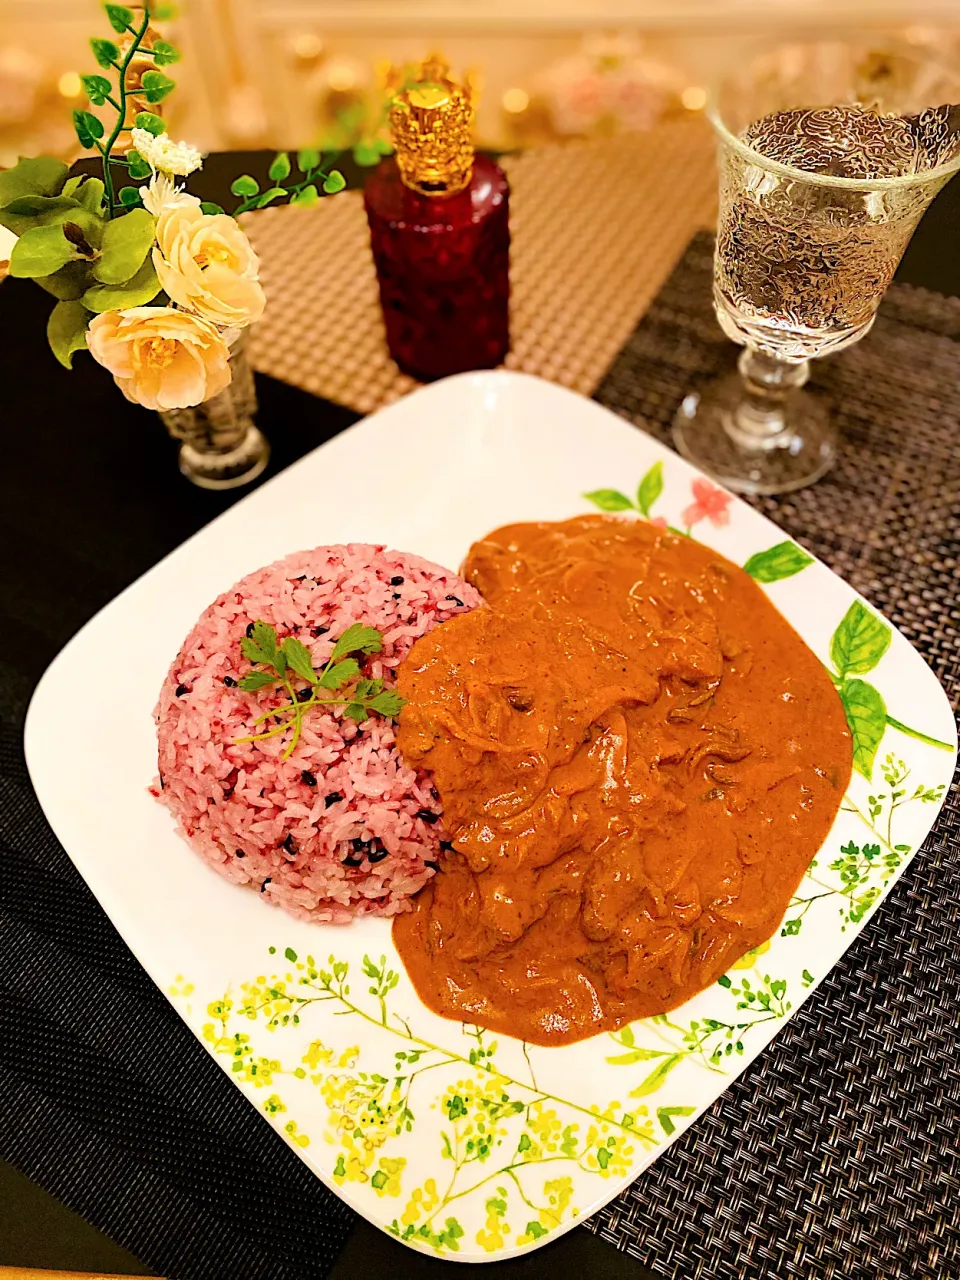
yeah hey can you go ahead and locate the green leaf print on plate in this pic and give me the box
[839,677,888,778]
[830,600,892,677]
[781,753,946,936]
[825,602,952,777]
[742,541,814,583]
[581,488,635,512]
[636,460,663,517]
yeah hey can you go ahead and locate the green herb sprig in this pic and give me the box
[232,620,406,759]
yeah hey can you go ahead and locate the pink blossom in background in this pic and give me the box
[682,478,732,529]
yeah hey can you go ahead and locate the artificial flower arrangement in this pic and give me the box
[0,2,348,411]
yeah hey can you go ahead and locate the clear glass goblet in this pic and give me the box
[673,41,960,495]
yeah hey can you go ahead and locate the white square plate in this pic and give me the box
[25,371,956,1263]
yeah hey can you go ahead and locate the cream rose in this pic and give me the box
[87,307,231,411]
[153,205,265,328]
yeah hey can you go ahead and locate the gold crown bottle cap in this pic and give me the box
[389,58,475,196]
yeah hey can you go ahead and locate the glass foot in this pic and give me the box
[672,372,835,496]
[178,424,270,491]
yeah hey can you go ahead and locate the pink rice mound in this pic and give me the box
[153,543,481,923]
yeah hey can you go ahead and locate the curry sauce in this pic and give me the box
[393,515,851,1046]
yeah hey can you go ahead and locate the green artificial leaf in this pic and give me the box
[256,186,288,209]
[200,201,225,216]
[148,3,177,20]
[628,1054,682,1098]
[125,150,151,180]
[657,1106,696,1137]
[840,677,887,780]
[605,1048,669,1065]
[296,148,320,172]
[743,541,814,584]
[46,299,91,369]
[374,137,393,155]
[830,601,892,678]
[238,671,277,692]
[76,177,106,213]
[80,73,113,105]
[290,184,318,207]
[280,637,317,684]
[104,4,134,33]
[92,207,156,284]
[152,39,181,66]
[9,223,76,278]
[141,69,175,103]
[331,623,383,661]
[134,110,166,136]
[367,690,406,717]
[353,141,382,167]
[90,38,120,69]
[231,174,259,198]
[583,488,634,512]
[35,261,91,301]
[82,256,160,311]
[268,151,291,181]
[322,170,346,195]
[73,108,105,149]
[0,157,69,205]
[118,185,142,208]
[318,658,360,691]
[636,461,663,517]
[0,195,80,236]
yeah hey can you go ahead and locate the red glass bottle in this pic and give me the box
[363,62,510,382]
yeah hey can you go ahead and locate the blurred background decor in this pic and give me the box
[1,2,959,160]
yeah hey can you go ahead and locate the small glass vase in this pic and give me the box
[158,328,270,490]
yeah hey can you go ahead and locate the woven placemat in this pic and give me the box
[244,120,717,413]
[583,230,960,1280]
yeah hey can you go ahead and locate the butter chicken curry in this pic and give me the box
[393,516,851,1046]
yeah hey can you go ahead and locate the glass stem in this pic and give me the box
[726,347,810,450]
